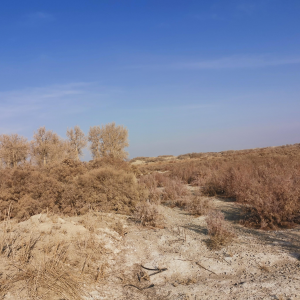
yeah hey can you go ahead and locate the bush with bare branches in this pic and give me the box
[206,210,235,249]
[133,201,163,227]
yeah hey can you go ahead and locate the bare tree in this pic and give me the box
[88,122,129,160]
[66,126,87,160]
[88,126,101,159]
[0,134,29,168]
[31,127,66,166]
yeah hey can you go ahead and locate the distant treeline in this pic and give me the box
[0,122,128,168]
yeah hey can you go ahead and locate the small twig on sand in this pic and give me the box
[141,265,168,276]
[195,262,217,275]
[124,284,154,291]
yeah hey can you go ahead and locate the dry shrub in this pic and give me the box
[162,177,189,201]
[138,172,188,204]
[45,159,88,183]
[0,166,64,221]
[139,174,162,203]
[11,259,85,300]
[167,161,200,184]
[133,201,163,227]
[214,158,300,229]
[74,166,147,214]
[0,217,109,299]
[186,195,212,216]
[87,156,131,171]
[206,210,235,250]
[140,146,300,229]
[0,159,147,221]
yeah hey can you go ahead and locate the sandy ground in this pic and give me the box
[90,199,300,300]
[1,197,300,300]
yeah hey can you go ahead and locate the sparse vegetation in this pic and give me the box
[186,195,212,216]
[0,140,299,299]
[206,210,235,250]
[136,144,300,229]
[133,201,163,227]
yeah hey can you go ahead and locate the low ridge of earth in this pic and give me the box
[1,196,300,300]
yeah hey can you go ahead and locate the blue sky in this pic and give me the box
[0,0,299,159]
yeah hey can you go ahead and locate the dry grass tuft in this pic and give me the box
[205,210,235,250]
[113,220,127,236]
[162,177,189,201]
[133,201,164,227]
[186,195,212,216]
[11,259,85,300]
[0,212,112,300]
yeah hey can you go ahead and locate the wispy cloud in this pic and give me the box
[176,55,300,70]
[0,82,91,120]
[121,103,219,113]
[129,54,300,71]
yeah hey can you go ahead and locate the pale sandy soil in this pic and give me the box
[1,197,300,300]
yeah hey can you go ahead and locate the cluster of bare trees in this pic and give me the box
[0,122,128,168]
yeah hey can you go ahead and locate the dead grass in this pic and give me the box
[0,210,112,300]
[133,201,164,227]
[11,258,85,300]
[205,210,235,250]
[162,177,189,201]
[113,220,127,236]
[186,195,212,216]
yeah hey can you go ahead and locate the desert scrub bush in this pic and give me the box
[205,210,235,250]
[166,153,300,229]
[133,201,163,227]
[213,157,300,229]
[0,166,64,220]
[186,195,212,216]
[87,156,131,172]
[73,166,147,214]
[162,177,189,201]
[138,174,162,203]
[0,159,147,220]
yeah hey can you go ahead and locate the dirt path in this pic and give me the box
[86,198,300,300]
